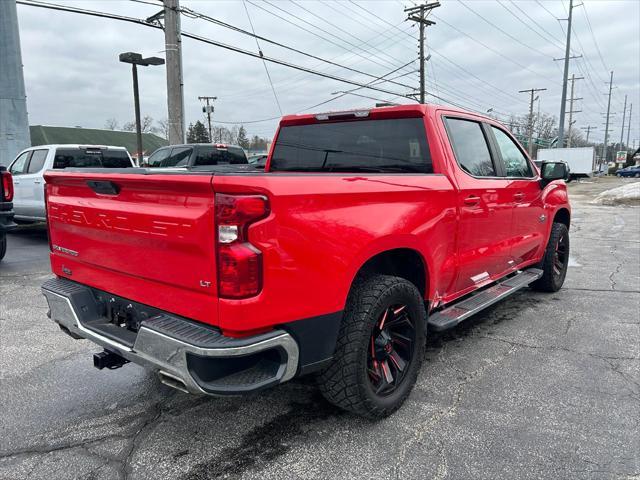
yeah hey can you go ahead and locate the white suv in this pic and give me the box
[8,145,134,222]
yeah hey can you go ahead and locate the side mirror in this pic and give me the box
[540,161,569,186]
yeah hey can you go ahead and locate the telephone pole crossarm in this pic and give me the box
[519,88,547,157]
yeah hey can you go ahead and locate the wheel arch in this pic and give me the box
[349,247,430,300]
[553,207,571,228]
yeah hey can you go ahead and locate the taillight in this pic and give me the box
[44,183,53,251]
[215,194,269,298]
[1,170,14,202]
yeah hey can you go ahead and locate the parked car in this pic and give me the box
[41,104,571,418]
[145,143,248,168]
[616,166,640,178]
[8,145,134,223]
[0,166,17,261]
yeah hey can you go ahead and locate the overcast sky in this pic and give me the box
[16,0,640,145]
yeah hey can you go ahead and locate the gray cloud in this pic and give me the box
[16,0,640,145]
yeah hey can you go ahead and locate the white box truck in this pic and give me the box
[537,147,596,179]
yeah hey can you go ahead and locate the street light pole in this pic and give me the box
[119,52,165,165]
[131,63,143,166]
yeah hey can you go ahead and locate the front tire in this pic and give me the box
[318,275,426,419]
[531,222,569,292]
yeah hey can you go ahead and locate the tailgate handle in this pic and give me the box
[87,180,120,195]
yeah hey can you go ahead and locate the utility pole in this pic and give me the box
[164,0,185,144]
[0,0,30,166]
[556,0,579,149]
[581,125,596,143]
[620,94,627,148]
[602,71,614,167]
[198,96,217,142]
[519,88,547,157]
[405,2,440,104]
[626,103,632,149]
[566,74,583,148]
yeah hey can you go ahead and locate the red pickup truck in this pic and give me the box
[41,104,571,418]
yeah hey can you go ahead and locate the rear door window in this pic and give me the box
[10,151,31,175]
[270,118,432,173]
[163,147,192,167]
[444,118,496,177]
[27,150,48,173]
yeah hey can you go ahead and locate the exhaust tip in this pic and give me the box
[158,371,189,393]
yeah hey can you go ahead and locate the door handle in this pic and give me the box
[463,195,481,205]
[513,192,525,201]
[13,180,20,185]
[34,180,42,184]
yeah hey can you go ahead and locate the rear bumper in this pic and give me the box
[41,277,299,395]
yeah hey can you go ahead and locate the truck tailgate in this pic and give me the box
[45,171,218,325]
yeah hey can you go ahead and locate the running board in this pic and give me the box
[428,269,543,331]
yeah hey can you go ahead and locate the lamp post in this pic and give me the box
[119,52,164,165]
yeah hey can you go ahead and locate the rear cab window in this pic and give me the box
[53,148,132,169]
[194,146,248,166]
[270,118,432,173]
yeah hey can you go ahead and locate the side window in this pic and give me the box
[163,147,192,167]
[445,118,496,177]
[10,151,31,175]
[27,150,48,173]
[147,148,170,167]
[491,127,533,177]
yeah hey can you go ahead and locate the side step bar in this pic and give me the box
[428,269,543,331]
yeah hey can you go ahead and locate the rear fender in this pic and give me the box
[344,234,433,303]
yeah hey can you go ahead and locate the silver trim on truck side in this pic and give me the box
[41,284,300,395]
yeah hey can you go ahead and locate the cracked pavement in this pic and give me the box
[1,177,639,479]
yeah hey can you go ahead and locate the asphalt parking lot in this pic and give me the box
[1,177,639,480]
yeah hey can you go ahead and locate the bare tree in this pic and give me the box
[104,118,119,130]
[141,115,154,133]
[122,121,135,132]
[156,118,169,139]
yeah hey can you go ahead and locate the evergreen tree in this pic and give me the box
[236,125,250,149]
[187,120,210,143]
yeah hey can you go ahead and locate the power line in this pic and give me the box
[346,0,528,106]
[496,0,563,51]
[241,0,282,115]
[17,0,415,102]
[459,1,555,60]
[248,0,409,75]
[507,1,565,46]
[179,6,416,92]
[431,13,552,83]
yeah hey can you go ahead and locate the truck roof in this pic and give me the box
[279,103,477,127]
[23,144,129,151]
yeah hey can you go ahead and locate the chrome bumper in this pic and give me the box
[41,278,299,395]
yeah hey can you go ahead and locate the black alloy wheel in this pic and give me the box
[367,304,416,397]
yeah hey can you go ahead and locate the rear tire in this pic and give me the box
[531,222,569,292]
[317,275,426,419]
[0,233,6,261]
